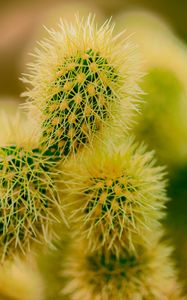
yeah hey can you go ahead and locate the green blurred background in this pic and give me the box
[0,0,187,298]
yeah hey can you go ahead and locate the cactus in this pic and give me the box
[0,114,65,261]
[23,16,142,160]
[63,139,167,254]
[20,16,184,300]
[62,234,182,300]
[0,15,185,300]
[60,138,185,299]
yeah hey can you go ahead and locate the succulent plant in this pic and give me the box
[62,234,183,300]
[0,113,65,261]
[23,16,142,160]
[0,14,184,300]
[0,145,64,260]
[62,138,167,255]
[60,136,184,299]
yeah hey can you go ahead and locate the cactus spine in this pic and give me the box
[0,115,65,261]
[60,140,184,299]
[23,16,142,160]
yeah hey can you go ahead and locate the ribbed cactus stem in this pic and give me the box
[23,16,142,161]
[62,236,182,300]
[42,48,118,158]
[63,140,167,254]
[0,145,64,260]
[60,139,184,299]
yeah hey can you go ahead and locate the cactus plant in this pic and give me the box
[0,113,65,261]
[20,16,185,300]
[63,139,167,254]
[62,234,182,300]
[23,16,142,160]
[59,137,185,299]
[0,14,185,300]
[21,1,105,71]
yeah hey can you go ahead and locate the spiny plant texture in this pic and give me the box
[23,16,142,160]
[0,114,65,261]
[63,138,167,254]
[0,145,64,260]
[62,235,183,300]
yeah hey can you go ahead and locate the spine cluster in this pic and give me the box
[61,141,182,299]
[0,16,184,299]
[0,145,63,260]
[41,48,119,158]
[64,141,167,255]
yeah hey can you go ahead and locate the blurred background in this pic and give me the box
[1,0,187,101]
[0,0,187,299]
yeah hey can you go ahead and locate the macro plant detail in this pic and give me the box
[65,141,167,254]
[0,13,185,300]
[23,16,142,160]
[62,236,181,300]
[42,48,119,158]
[0,145,63,260]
